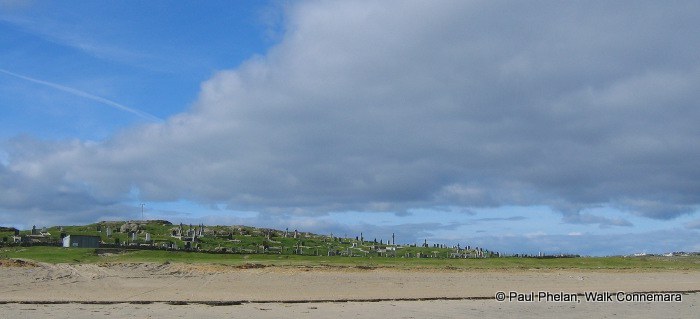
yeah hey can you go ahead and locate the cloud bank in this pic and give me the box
[2,1,699,227]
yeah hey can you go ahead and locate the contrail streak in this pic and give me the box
[0,69,162,122]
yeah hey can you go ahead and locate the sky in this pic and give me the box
[1,0,699,256]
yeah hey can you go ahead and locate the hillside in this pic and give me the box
[2,220,495,259]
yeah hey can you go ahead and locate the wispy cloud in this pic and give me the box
[0,14,167,72]
[562,212,633,228]
[0,69,162,122]
[685,219,700,230]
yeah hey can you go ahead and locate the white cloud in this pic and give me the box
[1,1,700,229]
[525,231,547,239]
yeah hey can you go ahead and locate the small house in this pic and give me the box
[62,235,100,248]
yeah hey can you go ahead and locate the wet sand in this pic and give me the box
[2,296,699,319]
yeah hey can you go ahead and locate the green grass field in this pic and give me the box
[2,246,700,270]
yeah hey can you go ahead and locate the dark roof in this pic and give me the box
[65,234,101,238]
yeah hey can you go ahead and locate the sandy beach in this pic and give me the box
[1,261,699,318]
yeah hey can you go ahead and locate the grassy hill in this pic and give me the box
[2,220,495,259]
[2,220,700,270]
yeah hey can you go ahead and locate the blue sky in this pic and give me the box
[2,1,700,256]
[1,0,273,140]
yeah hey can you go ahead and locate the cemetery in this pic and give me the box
[0,220,501,260]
